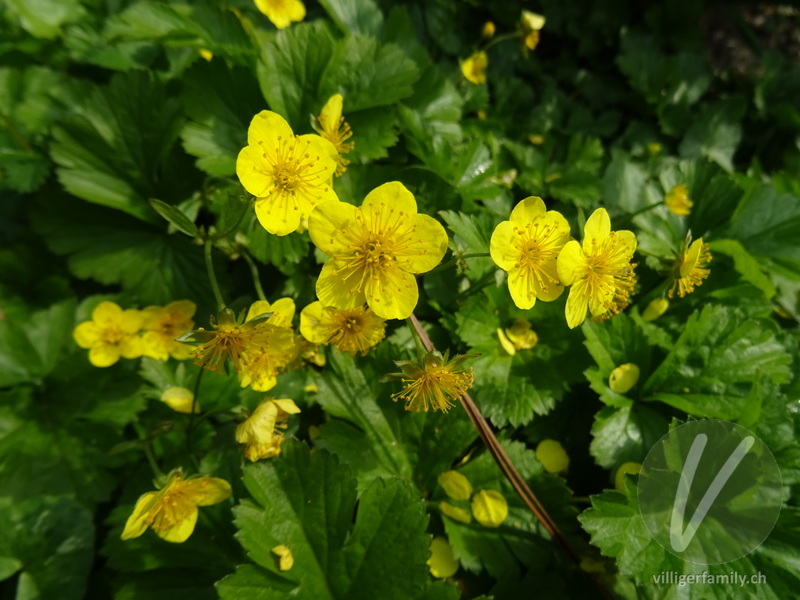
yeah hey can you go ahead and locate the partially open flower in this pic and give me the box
[385,351,475,413]
[313,94,354,177]
[668,238,711,298]
[235,398,301,461]
[300,301,385,355]
[520,10,546,51]
[461,51,488,85]
[664,183,692,216]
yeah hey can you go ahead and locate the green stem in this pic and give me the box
[617,201,662,226]
[142,440,163,479]
[242,250,267,302]
[204,240,225,310]
[483,31,521,51]
[185,368,205,470]
[429,252,491,274]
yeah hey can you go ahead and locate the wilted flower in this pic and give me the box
[299,301,385,355]
[313,94,354,177]
[385,351,475,413]
[668,238,711,298]
[235,398,301,461]
[121,470,231,543]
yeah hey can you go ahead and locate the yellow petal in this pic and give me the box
[471,489,508,528]
[267,298,296,327]
[438,470,472,501]
[616,230,638,259]
[582,208,611,254]
[614,462,642,491]
[318,94,343,133]
[255,0,305,28]
[120,335,143,359]
[273,398,301,415]
[428,537,459,578]
[308,200,360,256]
[154,507,198,543]
[564,282,589,329]
[246,300,272,322]
[361,181,417,225]
[160,386,198,414]
[120,309,144,333]
[89,344,121,367]
[508,196,546,224]
[556,240,585,286]
[92,301,122,325]
[497,328,516,356]
[166,300,196,319]
[365,267,418,320]
[237,145,273,197]
[507,268,536,310]
[489,220,518,271]
[439,502,472,524]
[246,110,293,148]
[180,477,233,506]
[141,331,168,360]
[316,259,366,310]
[254,191,304,236]
[121,491,159,540]
[681,239,704,278]
[271,545,294,571]
[521,10,546,30]
[73,322,99,348]
[395,214,449,274]
[299,301,329,344]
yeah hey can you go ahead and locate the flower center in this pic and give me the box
[148,486,196,532]
[100,326,124,346]
[513,221,562,293]
[263,136,325,196]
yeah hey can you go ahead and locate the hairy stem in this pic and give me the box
[242,250,267,302]
[204,240,225,310]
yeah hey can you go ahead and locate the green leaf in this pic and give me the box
[218,441,432,600]
[5,0,84,39]
[50,71,186,223]
[679,97,745,172]
[642,305,792,419]
[317,0,383,36]
[589,405,668,469]
[709,239,776,298]
[439,210,495,278]
[149,199,199,237]
[31,196,212,306]
[0,496,94,600]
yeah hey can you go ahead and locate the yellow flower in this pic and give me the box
[647,143,662,156]
[460,51,488,85]
[388,351,474,413]
[642,297,669,321]
[199,49,213,61]
[237,110,338,236]
[608,363,640,393]
[556,208,637,329]
[664,183,692,216]
[471,489,508,527]
[521,10,546,50]
[498,318,538,357]
[614,462,642,491]
[141,300,196,361]
[428,537,459,578]
[235,398,301,461]
[536,439,569,474]
[308,182,448,320]
[254,0,305,29]
[490,197,571,310]
[160,386,199,414]
[299,301,385,355]
[313,94,354,177]
[438,470,472,501]
[668,238,711,298]
[439,501,471,524]
[237,299,297,391]
[121,470,231,543]
[528,134,545,145]
[73,301,144,367]
[482,21,496,38]
[271,545,294,571]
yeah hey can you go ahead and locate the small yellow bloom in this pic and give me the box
[460,51,488,85]
[236,398,301,461]
[237,300,301,391]
[141,300,196,361]
[536,439,569,474]
[471,489,508,528]
[646,143,662,156]
[309,182,448,320]
[121,470,231,543]
[504,318,538,352]
[439,501,472,524]
[520,10,546,51]
[271,545,294,570]
[668,238,711,298]
[614,462,642,491]
[556,208,637,328]
[490,197,571,310]
[254,0,305,29]
[388,351,474,413]
[528,134,545,145]
[300,302,386,355]
[664,183,692,216]
[199,49,213,61]
[73,301,144,367]
[608,363,639,394]
[160,386,199,414]
[237,110,338,236]
[438,470,472,501]
[428,537,459,578]
[313,94,354,177]
[642,297,669,321]
[482,21,496,38]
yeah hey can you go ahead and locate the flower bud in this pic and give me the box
[642,298,669,322]
[471,489,508,527]
[614,462,642,491]
[482,21,495,38]
[536,439,569,473]
[160,387,199,414]
[609,363,640,393]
